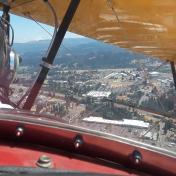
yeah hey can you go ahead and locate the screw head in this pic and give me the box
[36,155,53,168]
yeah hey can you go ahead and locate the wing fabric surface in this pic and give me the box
[1,0,176,62]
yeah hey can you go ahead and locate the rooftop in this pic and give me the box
[86,91,111,98]
[83,116,150,128]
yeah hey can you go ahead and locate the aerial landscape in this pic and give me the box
[0,1,175,175]
[11,37,176,152]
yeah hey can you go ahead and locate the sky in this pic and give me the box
[7,13,83,43]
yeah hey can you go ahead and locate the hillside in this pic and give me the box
[14,38,148,69]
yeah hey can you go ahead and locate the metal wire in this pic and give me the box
[27,14,53,37]
[137,60,172,139]
[0,17,14,46]
[17,0,59,107]
[15,0,174,136]
[106,0,128,46]
[44,0,58,36]
[17,1,81,107]
[26,11,80,60]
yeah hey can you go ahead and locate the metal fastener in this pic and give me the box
[132,150,142,165]
[74,135,83,149]
[16,127,24,137]
[36,155,53,168]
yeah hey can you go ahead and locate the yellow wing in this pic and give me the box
[1,0,176,62]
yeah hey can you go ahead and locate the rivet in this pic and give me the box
[16,127,24,137]
[132,150,142,165]
[74,135,83,149]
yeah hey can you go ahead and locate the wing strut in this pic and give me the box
[23,0,80,110]
[170,61,176,90]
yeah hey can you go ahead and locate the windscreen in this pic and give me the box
[7,13,176,155]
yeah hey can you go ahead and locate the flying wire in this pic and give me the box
[106,0,129,46]
[74,1,172,142]
[74,1,173,137]
[17,0,59,107]
[27,14,53,37]
[139,62,172,139]
[15,0,174,141]
[17,1,81,107]
[86,0,173,137]
[26,13,80,59]
[106,0,121,23]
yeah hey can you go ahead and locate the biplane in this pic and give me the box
[0,0,175,175]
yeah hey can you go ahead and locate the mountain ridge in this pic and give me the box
[14,38,148,69]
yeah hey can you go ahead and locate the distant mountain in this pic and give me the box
[13,38,148,69]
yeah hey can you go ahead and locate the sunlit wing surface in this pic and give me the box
[1,0,176,62]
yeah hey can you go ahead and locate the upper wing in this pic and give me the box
[1,0,176,62]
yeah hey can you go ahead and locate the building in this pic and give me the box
[83,116,150,129]
[85,91,112,104]
[86,91,111,98]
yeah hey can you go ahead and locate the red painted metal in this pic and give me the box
[0,143,137,175]
[0,109,175,175]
